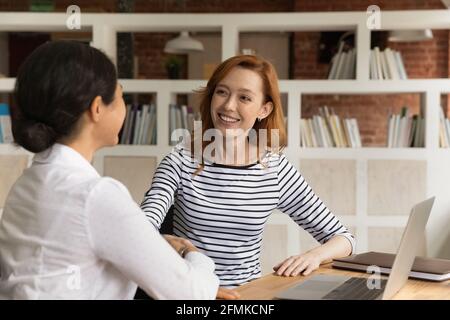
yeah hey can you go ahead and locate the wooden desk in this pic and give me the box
[235,263,450,300]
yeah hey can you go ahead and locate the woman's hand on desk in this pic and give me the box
[273,250,321,277]
[163,234,198,257]
[216,287,241,300]
[273,235,352,277]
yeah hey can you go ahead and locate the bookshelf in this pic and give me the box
[1,11,449,273]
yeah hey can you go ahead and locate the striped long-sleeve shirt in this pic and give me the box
[141,144,356,287]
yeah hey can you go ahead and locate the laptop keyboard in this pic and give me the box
[323,277,387,300]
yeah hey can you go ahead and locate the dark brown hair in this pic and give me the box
[12,40,117,153]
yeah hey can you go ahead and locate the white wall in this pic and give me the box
[427,153,450,259]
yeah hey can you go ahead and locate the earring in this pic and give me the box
[257,117,262,122]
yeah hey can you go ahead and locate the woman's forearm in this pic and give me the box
[310,235,353,264]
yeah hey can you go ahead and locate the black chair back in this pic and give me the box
[159,205,175,235]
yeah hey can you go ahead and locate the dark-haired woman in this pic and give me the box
[0,41,219,299]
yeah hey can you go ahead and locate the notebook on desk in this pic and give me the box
[332,251,450,282]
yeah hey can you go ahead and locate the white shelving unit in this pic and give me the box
[1,11,449,266]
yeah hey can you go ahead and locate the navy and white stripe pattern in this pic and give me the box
[141,145,356,287]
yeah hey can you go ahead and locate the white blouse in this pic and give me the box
[0,143,219,299]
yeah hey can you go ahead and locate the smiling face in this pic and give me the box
[210,66,273,137]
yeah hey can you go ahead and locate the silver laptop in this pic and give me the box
[275,197,435,300]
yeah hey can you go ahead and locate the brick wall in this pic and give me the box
[0,0,116,11]
[133,0,294,13]
[54,0,116,12]
[133,32,185,80]
[0,0,447,146]
[0,0,29,11]
[301,94,421,146]
[294,0,444,11]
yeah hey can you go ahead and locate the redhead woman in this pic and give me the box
[141,55,355,292]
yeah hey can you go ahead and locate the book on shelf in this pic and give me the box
[373,47,383,80]
[300,106,362,148]
[439,107,450,148]
[327,41,356,80]
[0,103,13,144]
[332,251,450,282]
[387,106,424,148]
[169,104,200,146]
[119,103,157,145]
[370,47,408,80]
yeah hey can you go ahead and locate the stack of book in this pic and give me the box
[169,104,199,145]
[0,103,13,144]
[300,106,362,148]
[439,107,450,148]
[387,106,424,148]
[370,47,407,80]
[328,41,356,80]
[119,104,157,145]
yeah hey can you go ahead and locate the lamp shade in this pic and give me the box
[388,29,433,42]
[164,31,204,53]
